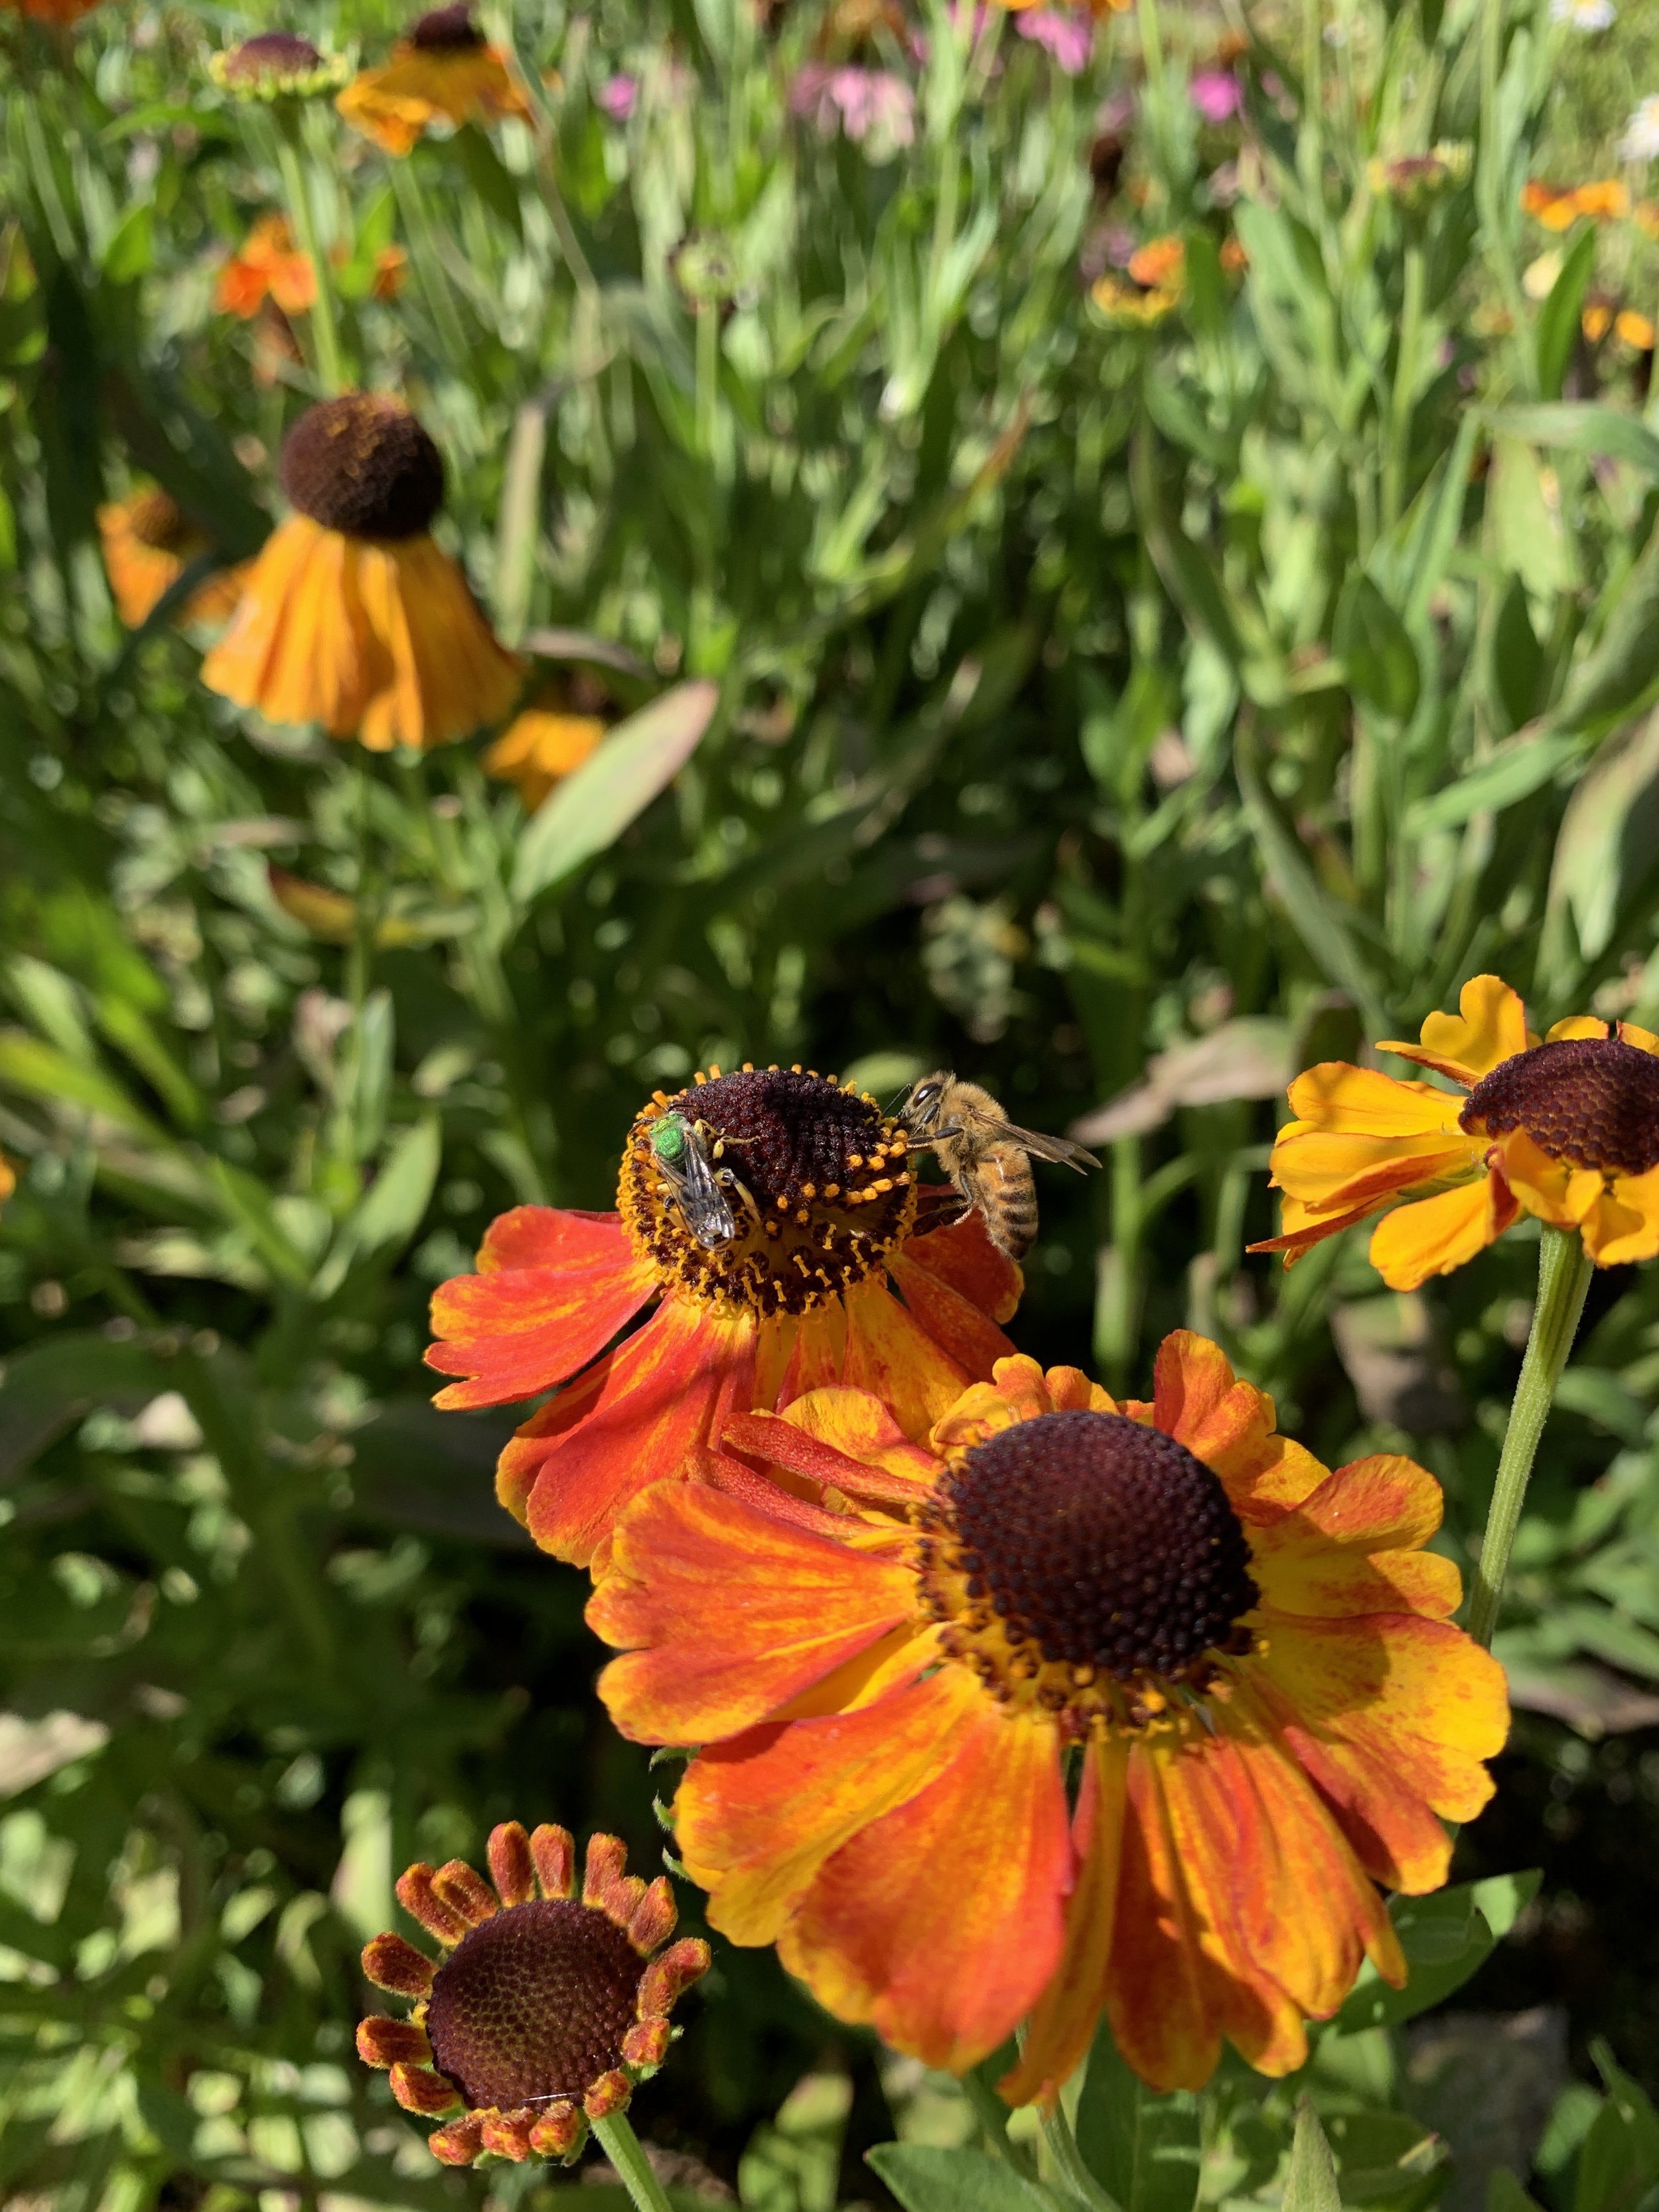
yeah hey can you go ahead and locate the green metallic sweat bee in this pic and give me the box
[650,1112,741,1250]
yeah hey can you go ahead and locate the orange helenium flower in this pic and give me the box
[201,393,522,752]
[337,3,530,155]
[0,1156,13,1213]
[98,490,244,629]
[5,0,103,21]
[425,1065,1026,1569]
[1521,177,1629,229]
[357,1820,709,2165]
[1251,976,1659,1290]
[589,1337,1507,2095]
[216,214,316,319]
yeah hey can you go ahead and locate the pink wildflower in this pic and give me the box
[597,74,638,119]
[1190,69,1241,123]
[1015,9,1092,72]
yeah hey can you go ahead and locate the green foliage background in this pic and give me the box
[9,0,1659,2210]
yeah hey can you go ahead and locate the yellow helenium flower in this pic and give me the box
[1252,975,1659,1290]
[336,4,529,156]
[483,679,609,810]
[201,393,522,753]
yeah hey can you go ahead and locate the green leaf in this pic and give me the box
[1335,575,1421,722]
[1283,2102,1342,2212]
[866,2144,1062,2212]
[100,200,153,283]
[1334,1873,1541,2031]
[1488,2169,1548,2212]
[1551,527,1659,733]
[1406,731,1578,832]
[1536,228,1599,403]
[313,1115,441,1297]
[513,679,721,901]
[1489,404,1659,483]
[1575,2045,1659,2212]
[1487,435,1577,601]
[1544,707,1659,965]
[1076,2028,1200,2212]
[0,1332,167,1485]
[0,1028,167,1142]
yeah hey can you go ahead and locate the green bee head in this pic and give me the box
[651,1114,687,1165]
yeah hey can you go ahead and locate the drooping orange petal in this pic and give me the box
[888,1248,1017,1379]
[1257,1614,1509,1839]
[496,1357,618,1525]
[757,1301,848,1414]
[999,1734,1129,2107]
[591,1481,915,1742]
[1149,1331,1328,1519]
[1102,1749,1222,2092]
[1591,1167,1659,1264]
[1249,1194,1388,1262]
[1495,1130,1604,1230]
[1211,1706,1404,2017]
[674,1665,986,1945]
[1270,1128,1483,1212]
[1378,976,1530,1086]
[522,1299,755,1567]
[903,1209,1023,1322]
[841,1277,971,1441]
[1366,1174,1516,1290]
[695,1443,870,1538]
[780,1702,1072,2073]
[426,1211,656,1409]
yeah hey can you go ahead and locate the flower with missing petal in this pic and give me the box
[1251,976,1659,1288]
[337,5,530,155]
[98,490,244,630]
[201,394,522,752]
[358,1822,709,2165]
[589,1337,1506,2095]
[426,1065,1025,1568]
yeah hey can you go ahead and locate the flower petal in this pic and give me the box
[1256,1613,1509,1860]
[903,1209,1023,1322]
[1248,1455,1463,1619]
[777,1386,940,1487]
[592,1481,916,1741]
[1495,1130,1603,1229]
[675,1665,987,1944]
[1270,1129,1482,1212]
[1591,1167,1659,1264]
[1366,1176,1516,1290]
[841,1278,972,1440]
[727,1403,935,1507]
[1149,1332,1327,1519]
[1381,976,1530,1085]
[522,1299,755,1566]
[999,1735,1129,2107]
[780,1702,1072,2072]
[889,1247,1017,1379]
[1284,1063,1473,1136]
[426,1211,656,1410]
[1545,1016,1610,1043]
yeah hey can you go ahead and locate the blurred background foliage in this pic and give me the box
[13,0,1659,2209]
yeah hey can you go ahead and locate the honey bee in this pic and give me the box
[901,1072,1100,1260]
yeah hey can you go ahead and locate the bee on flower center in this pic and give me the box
[900,1072,1100,1260]
[618,1065,916,1317]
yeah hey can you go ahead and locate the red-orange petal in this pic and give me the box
[841,1277,972,1441]
[592,1483,916,1742]
[725,1405,934,1507]
[903,1209,1023,1322]
[1104,1751,1219,2092]
[426,1208,656,1409]
[429,2114,487,2165]
[396,1863,469,1946]
[530,1822,576,1899]
[362,1931,434,1996]
[674,1667,987,1945]
[522,1298,757,1567]
[780,1701,1071,2073]
[487,1821,537,1907]
[1249,1453,1462,1619]
[888,1247,1017,1380]
[1150,1331,1327,1518]
[999,1733,1129,2106]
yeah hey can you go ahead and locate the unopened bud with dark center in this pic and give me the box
[281,395,446,542]
[210,31,348,98]
[1461,1035,1659,1179]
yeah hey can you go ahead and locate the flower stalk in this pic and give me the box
[273,125,345,394]
[593,2112,678,2212]
[1467,1224,1595,1649]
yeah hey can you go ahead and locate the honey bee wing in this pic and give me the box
[989,1122,1103,1174]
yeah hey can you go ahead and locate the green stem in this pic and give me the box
[964,2067,1040,2183]
[274,129,344,395]
[1467,1225,1594,1649]
[1382,238,1425,533]
[391,159,470,370]
[592,2112,676,2212]
[1042,2101,1119,2212]
[695,300,719,458]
